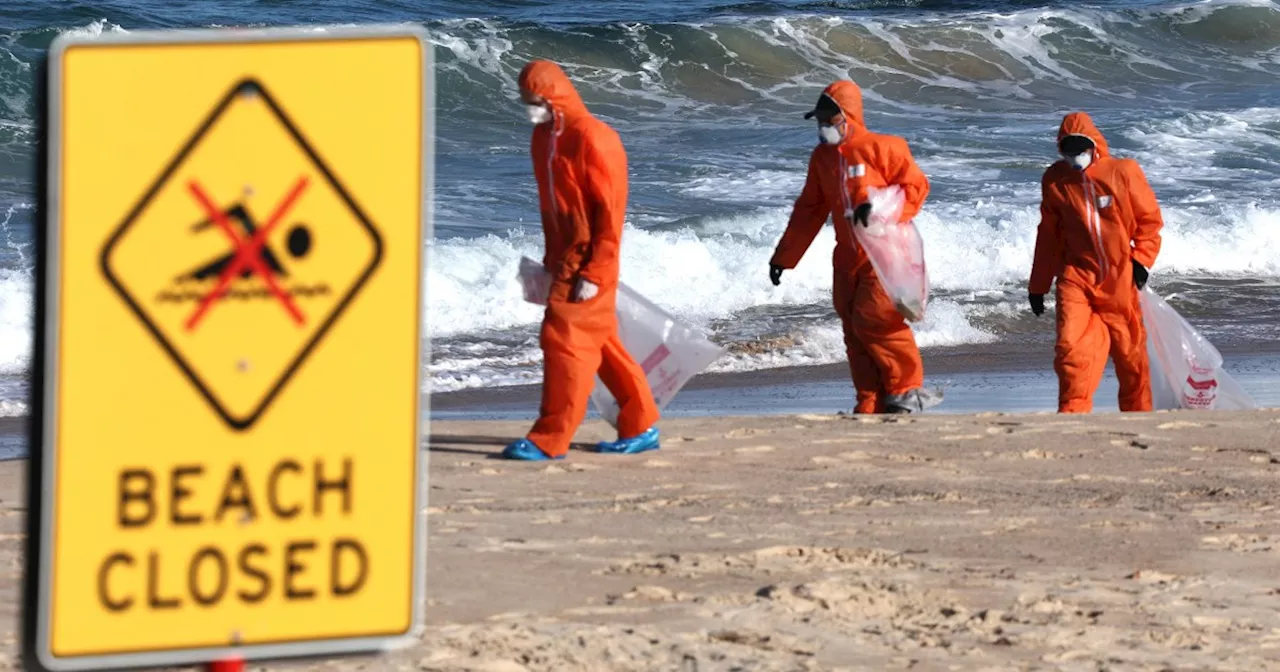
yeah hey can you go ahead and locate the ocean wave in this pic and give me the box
[425,191,1280,338]
[415,1,1280,119]
[1,3,1278,125]
[0,4,1277,398]
[426,295,998,393]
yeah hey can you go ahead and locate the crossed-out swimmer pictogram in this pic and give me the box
[184,176,310,331]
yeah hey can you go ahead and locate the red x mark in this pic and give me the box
[184,177,309,331]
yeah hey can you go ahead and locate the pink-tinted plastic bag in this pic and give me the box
[849,185,929,322]
[1141,288,1256,411]
[517,257,726,427]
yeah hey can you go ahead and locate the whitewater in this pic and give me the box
[0,0,1279,404]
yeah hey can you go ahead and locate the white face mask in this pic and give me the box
[818,124,843,145]
[526,104,551,125]
[1065,150,1092,171]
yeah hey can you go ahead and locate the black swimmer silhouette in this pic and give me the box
[178,202,312,283]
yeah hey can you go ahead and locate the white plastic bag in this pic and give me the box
[1140,288,1256,411]
[519,256,553,305]
[517,257,727,427]
[851,185,929,322]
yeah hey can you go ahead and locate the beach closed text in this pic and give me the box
[96,457,368,612]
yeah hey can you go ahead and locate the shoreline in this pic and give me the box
[429,341,1056,411]
[430,342,1280,421]
[3,342,1276,460]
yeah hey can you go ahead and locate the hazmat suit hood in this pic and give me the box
[806,80,866,139]
[1057,111,1109,159]
[519,60,589,121]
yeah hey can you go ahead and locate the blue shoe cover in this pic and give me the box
[596,427,660,455]
[501,439,563,461]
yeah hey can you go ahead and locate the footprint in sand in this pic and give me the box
[1158,420,1209,430]
[1202,534,1274,552]
[841,414,889,424]
[885,453,932,463]
[620,585,687,602]
[835,496,868,508]
[1125,569,1186,587]
[724,427,768,439]
[1069,473,1132,483]
[1081,519,1143,530]
[564,605,656,616]
[997,517,1037,531]
[811,451,873,467]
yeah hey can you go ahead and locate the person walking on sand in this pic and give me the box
[1028,111,1164,413]
[769,80,940,414]
[501,60,661,461]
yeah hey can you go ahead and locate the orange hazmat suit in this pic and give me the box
[771,80,930,414]
[519,60,659,457]
[1030,111,1164,413]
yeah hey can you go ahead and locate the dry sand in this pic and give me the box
[7,410,1280,671]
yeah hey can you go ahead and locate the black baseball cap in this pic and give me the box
[1058,134,1095,155]
[803,93,841,120]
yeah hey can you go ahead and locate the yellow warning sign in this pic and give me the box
[32,26,430,671]
[102,77,384,429]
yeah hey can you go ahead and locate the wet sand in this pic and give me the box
[431,347,1280,421]
[19,408,1264,671]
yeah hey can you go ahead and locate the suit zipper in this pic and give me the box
[838,153,857,238]
[545,111,563,214]
[1082,173,1107,281]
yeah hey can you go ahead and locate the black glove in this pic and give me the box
[769,264,784,286]
[1131,259,1149,290]
[1029,293,1045,316]
[851,202,872,228]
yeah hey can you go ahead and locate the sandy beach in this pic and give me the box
[411,410,1280,671]
[5,409,1278,670]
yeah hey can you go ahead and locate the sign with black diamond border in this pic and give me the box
[29,25,431,672]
